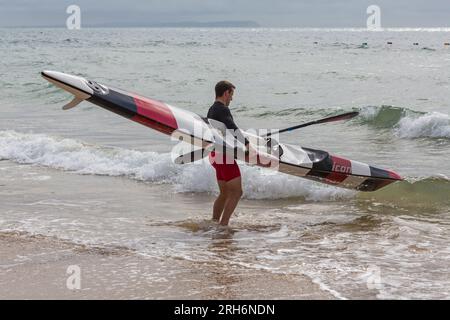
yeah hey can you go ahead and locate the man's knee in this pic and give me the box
[219,189,228,198]
[230,188,243,199]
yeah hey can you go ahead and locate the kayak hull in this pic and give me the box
[42,70,402,192]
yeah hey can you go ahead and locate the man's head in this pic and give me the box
[215,81,235,106]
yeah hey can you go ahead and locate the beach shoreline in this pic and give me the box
[0,231,333,300]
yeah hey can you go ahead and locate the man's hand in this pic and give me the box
[244,142,250,156]
[244,142,259,159]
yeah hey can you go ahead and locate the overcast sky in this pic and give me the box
[1,0,449,28]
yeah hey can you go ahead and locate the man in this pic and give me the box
[207,81,248,226]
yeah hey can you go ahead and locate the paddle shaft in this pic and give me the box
[264,111,359,138]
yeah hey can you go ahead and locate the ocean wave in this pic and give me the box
[394,112,450,139]
[0,130,352,201]
[0,130,179,180]
[358,105,420,128]
[359,106,450,139]
[357,175,450,208]
[236,104,448,141]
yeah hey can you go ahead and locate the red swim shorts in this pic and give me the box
[209,151,241,182]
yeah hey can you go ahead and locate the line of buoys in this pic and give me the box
[312,41,450,47]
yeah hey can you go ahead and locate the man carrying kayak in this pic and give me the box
[207,81,249,226]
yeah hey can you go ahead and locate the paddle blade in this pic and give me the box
[174,148,207,165]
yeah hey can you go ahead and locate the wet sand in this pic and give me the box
[0,231,333,299]
[0,161,333,300]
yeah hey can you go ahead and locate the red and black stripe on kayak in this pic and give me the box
[40,71,178,136]
[300,147,401,191]
[87,88,178,136]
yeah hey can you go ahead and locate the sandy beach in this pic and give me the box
[0,231,332,300]
[0,161,332,300]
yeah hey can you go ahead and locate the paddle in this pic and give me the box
[173,143,216,165]
[174,148,209,164]
[174,143,250,165]
[263,111,359,138]
[175,111,359,164]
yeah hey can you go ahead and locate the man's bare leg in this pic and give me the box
[212,180,227,221]
[219,177,243,226]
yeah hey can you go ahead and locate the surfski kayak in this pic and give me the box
[41,70,402,192]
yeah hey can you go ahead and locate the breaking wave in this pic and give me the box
[359,105,450,139]
[0,130,352,201]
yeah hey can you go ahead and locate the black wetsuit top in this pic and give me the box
[207,101,248,145]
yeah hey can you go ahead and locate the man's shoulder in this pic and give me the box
[207,103,217,115]
[208,102,226,114]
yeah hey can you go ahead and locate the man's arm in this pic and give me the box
[221,108,249,146]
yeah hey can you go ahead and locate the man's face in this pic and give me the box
[224,89,234,106]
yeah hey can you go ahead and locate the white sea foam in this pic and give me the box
[0,130,352,201]
[359,106,450,139]
[395,112,450,139]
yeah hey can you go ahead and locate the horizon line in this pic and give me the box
[1,26,450,31]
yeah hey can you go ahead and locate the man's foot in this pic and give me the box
[216,224,231,231]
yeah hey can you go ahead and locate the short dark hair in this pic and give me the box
[215,81,235,98]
